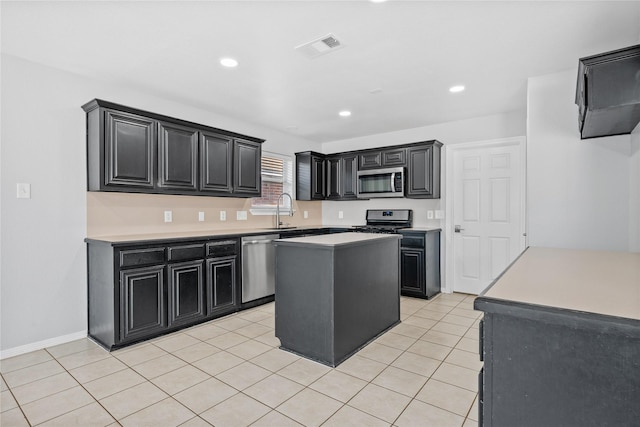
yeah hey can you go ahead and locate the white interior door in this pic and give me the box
[451,139,525,295]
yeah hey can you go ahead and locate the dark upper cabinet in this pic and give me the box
[358,148,406,170]
[233,139,261,196]
[296,151,326,201]
[358,151,382,170]
[576,44,640,139]
[341,154,358,199]
[158,121,198,191]
[326,156,342,200]
[200,131,233,193]
[406,142,441,199]
[104,110,156,189]
[168,260,205,327]
[83,99,263,197]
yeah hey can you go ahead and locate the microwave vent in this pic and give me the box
[295,33,344,59]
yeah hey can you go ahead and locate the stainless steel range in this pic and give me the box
[352,209,413,233]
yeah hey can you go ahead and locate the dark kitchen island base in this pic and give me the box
[274,233,401,367]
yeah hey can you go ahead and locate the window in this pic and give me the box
[250,152,294,215]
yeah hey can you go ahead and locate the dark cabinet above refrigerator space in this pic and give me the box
[575,44,640,139]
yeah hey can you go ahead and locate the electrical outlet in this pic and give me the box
[16,183,31,199]
[198,211,205,222]
[338,211,344,219]
[164,211,173,223]
[435,210,444,219]
[304,211,309,219]
[220,211,226,221]
[427,210,434,219]
[237,211,247,221]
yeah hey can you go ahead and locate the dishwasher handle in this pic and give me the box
[242,239,276,246]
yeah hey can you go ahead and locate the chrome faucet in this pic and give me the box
[276,192,294,229]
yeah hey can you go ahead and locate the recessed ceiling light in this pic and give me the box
[339,111,352,117]
[370,0,388,3]
[449,85,465,93]
[220,57,238,68]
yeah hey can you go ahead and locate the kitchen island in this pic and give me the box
[274,232,402,367]
[474,247,640,427]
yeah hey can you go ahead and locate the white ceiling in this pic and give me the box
[2,1,640,143]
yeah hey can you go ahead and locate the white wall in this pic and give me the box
[527,69,632,251]
[0,54,321,357]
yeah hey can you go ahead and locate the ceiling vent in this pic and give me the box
[295,34,344,59]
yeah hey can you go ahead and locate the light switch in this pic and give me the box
[198,212,205,222]
[237,211,247,221]
[220,211,226,221]
[17,183,31,199]
[338,211,344,219]
[435,210,444,219]
[164,211,173,223]
[304,211,309,219]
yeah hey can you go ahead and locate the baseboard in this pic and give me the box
[0,330,87,360]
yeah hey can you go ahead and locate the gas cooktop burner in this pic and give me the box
[353,209,413,234]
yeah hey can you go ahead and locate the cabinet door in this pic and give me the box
[200,131,232,193]
[326,157,342,199]
[158,121,198,191]
[400,249,426,296]
[105,110,155,188]
[233,139,261,196]
[341,154,358,199]
[120,265,166,342]
[359,151,382,170]
[206,256,237,316]
[168,260,205,327]
[311,156,326,200]
[407,145,440,198]
[382,148,406,167]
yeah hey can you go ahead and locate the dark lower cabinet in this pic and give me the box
[399,229,441,299]
[87,236,240,350]
[206,256,237,316]
[120,265,166,342]
[168,261,205,327]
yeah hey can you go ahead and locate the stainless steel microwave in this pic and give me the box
[356,167,405,198]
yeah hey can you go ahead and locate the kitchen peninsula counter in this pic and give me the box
[274,232,402,367]
[474,247,640,427]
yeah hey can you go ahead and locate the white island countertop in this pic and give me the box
[481,246,640,321]
[275,232,401,248]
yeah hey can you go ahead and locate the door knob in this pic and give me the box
[454,225,464,233]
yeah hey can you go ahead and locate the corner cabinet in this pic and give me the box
[399,229,441,299]
[83,99,264,197]
[87,237,240,350]
[295,151,326,200]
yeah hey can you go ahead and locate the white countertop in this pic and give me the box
[482,247,640,321]
[275,232,401,247]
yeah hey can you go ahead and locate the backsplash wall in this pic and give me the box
[87,192,322,237]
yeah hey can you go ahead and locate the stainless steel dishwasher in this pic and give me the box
[241,234,279,303]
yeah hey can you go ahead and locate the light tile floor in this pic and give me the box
[0,293,481,427]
